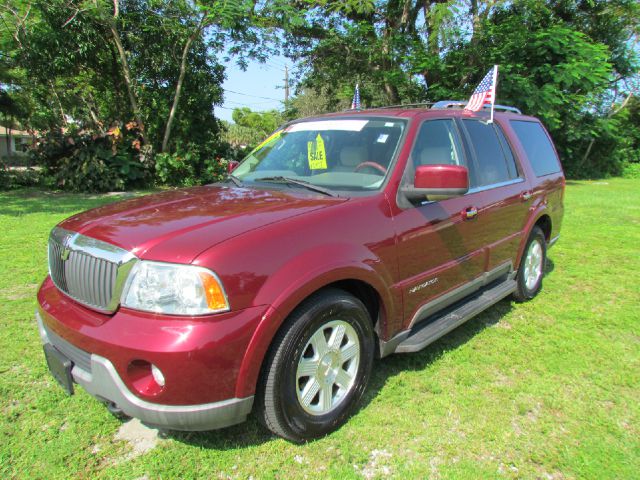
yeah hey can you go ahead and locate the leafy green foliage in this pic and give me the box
[279,0,639,178]
[31,123,152,192]
[223,108,283,149]
[0,168,41,191]
[155,142,229,187]
[1,0,266,190]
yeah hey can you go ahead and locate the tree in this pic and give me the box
[224,107,283,147]
[274,0,639,177]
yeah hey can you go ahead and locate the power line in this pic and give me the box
[267,59,288,69]
[225,99,280,106]
[223,88,282,102]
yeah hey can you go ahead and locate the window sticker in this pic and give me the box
[384,122,395,127]
[307,134,327,170]
[289,120,368,132]
[252,129,282,153]
[376,134,389,143]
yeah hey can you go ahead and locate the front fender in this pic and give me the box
[234,243,397,398]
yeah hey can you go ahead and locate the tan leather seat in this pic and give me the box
[335,146,368,171]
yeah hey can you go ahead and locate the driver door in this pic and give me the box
[393,118,487,329]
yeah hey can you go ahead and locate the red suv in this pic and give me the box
[37,103,564,442]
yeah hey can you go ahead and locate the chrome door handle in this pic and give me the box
[463,207,478,220]
[521,191,532,201]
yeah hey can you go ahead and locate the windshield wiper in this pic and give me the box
[226,174,243,187]
[254,176,337,197]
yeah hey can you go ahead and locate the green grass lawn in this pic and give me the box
[1,179,639,479]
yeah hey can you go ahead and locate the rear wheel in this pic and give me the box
[513,226,547,302]
[256,289,375,442]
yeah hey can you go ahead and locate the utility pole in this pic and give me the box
[284,65,290,103]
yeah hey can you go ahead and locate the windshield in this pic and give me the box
[232,117,406,192]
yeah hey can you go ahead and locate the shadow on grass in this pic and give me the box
[163,256,558,448]
[162,301,522,448]
[160,299,513,449]
[0,188,144,217]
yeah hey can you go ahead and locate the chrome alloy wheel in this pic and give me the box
[295,320,360,416]
[524,239,544,290]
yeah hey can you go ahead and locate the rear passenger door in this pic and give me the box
[458,119,531,273]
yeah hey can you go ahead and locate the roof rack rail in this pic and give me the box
[374,102,434,110]
[344,102,434,112]
[431,100,521,114]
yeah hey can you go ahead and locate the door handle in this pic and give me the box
[462,207,478,220]
[520,191,532,201]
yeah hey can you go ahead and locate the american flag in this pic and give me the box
[464,65,498,112]
[351,84,360,110]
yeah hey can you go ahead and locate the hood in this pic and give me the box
[59,185,346,263]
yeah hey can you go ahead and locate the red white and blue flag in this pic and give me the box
[351,84,361,110]
[464,65,498,119]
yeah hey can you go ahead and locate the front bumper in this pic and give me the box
[37,311,253,430]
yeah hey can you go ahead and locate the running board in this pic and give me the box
[395,278,517,354]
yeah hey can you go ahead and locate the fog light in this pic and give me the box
[151,364,165,387]
[127,360,165,396]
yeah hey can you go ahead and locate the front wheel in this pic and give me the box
[513,226,547,302]
[256,289,375,442]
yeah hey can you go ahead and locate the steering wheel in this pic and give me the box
[354,161,387,175]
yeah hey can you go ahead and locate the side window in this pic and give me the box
[511,121,561,177]
[462,120,514,186]
[495,125,519,179]
[409,120,466,178]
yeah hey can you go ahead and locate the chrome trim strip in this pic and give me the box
[402,178,526,208]
[548,235,559,248]
[407,262,512,329]
[467,178,524,194]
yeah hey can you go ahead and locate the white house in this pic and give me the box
[0,126,34,162]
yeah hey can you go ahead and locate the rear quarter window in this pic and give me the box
[511,121,561,177]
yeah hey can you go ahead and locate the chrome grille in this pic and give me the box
[48,227,137,313]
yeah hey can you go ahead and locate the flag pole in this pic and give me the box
[490,65,498,124]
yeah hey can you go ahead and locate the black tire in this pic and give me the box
[513,226,547,302]
[256,288,375,442]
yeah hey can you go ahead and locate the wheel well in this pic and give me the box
[535,215,552,242]
[252,279,383,400]
[327,279,381,327]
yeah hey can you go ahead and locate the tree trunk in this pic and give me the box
[82,95,103,132]
[161,19,204,153]
[49,81,67,126]
[7,123,13,163]
[380,24,400,105]
[108,23,144,133]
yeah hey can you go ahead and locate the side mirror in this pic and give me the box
[402,164,469,200]
[227,160,239,173]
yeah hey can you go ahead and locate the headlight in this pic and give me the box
[121,261,229,315]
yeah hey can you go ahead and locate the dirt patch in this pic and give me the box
[3,283,39,301]
[355,449,393,479]
[112,418,160,462]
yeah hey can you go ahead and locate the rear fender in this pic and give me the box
[516,202,549,270]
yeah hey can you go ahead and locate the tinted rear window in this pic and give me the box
[511,121,561,176]
[462,120,516,186]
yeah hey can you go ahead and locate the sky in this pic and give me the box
[215,55,292,123]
